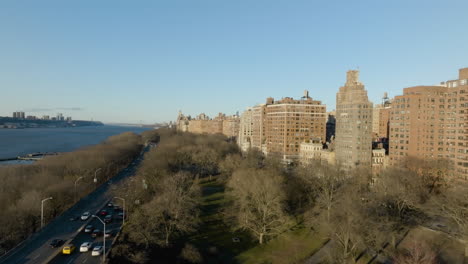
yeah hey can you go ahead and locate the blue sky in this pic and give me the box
[1,0,467,123]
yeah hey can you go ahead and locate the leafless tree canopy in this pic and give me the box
[0,132,143,254]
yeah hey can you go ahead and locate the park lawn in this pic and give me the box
[188,177,329,264]
[188,178,256,264]
[237,227,329,264]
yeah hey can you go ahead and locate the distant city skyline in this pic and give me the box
[1,0,467,123]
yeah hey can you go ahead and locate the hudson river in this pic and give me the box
[0,125,151,165]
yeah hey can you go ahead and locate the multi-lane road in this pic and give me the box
[0,146,150,264]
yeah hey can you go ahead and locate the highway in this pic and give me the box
[0,146,150,264]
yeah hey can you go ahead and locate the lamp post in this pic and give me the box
[92,215,106,263]
[94,168,102,183]
[74,176,84,202]
[113,197,126,225]
[41,197,53,229]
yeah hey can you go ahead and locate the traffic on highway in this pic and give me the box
[0,145,151,264]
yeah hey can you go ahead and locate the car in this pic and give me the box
[113,205,121,211]
[49,239,64,248]
[79,242,93,252]
[62,244,76,254]
[104,229,113,238]
[69,216,79,221]
[91,229,102,238]
[104,215,113,223]
[81,212,91,221]
[91,246,103,256]
[99,210,108,216]
[107,202,113,208]
[84,225,94,233]
[116,212,124,220]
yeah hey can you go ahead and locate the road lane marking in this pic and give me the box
[82,258,88,263]
[33,253,41,259]
[67,259,74,264]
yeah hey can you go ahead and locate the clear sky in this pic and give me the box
[1,0,467,123]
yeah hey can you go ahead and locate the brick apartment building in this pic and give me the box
[176,112,240,138]
[264,91,326,161]
[389,68,468,178]
[335,70,373,169]
[238,91,326,161]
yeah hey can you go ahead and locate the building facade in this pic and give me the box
[263,91,326,161]
[389,68,468,178]
[238,108,254,152]
[176,111,240,138]
[299,139,336,165]
[335,70,373,169]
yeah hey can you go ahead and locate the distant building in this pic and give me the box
[371,144,387,175]
[389,67,468,179]
[42,115,50,120]
[238,108,254,152]
[335,70,373,169]
[299,138,336,165]
[264,91,326,161]
[176,111,190,132]
[251,104,266,152]
[13,111,25,119]
[326,111,336,143]
[176,111,240,139]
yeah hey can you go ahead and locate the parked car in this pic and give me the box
[99,210,108,216]
[62,244,76,255]
[81,212,91,221]
[84,225,94,233]
[49,239,64,248]
[69,216,79,221]
[104,229,113,238]
[79,242,93,252]
[107,202,113,208]
[91,229,102,238]
[91,246,103,256]
[104,215,113,223]
[113,205,121,211]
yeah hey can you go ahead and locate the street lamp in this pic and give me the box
[74,176,84,202]
[94,168,102,183]
[92,215,106,263]
[113,197,126,225]
[41,197,53,229]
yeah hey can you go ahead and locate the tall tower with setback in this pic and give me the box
[335,70,373,169]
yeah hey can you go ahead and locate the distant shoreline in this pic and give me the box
[0,116,103,129]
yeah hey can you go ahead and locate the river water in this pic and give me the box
[0,125,151,165]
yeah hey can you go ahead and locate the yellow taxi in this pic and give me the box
[62,244,76,254]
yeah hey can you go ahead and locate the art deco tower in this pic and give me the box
[335,70,373,169]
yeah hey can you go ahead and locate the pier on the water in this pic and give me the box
[0,152,60,162]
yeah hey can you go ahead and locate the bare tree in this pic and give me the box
[226,168,289,244]
[127,172,201,247]
[298,162,344,224]
[392,240,438,264]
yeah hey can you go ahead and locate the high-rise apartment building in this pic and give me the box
[251,104,266,151]
[335,70,373,169]
[264,91,326,161]
[238,108,254,152]
[389,68,468,178]
[13,111,25,119]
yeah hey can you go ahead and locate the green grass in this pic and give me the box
[188,177,329,264]
[237,227,329,264]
